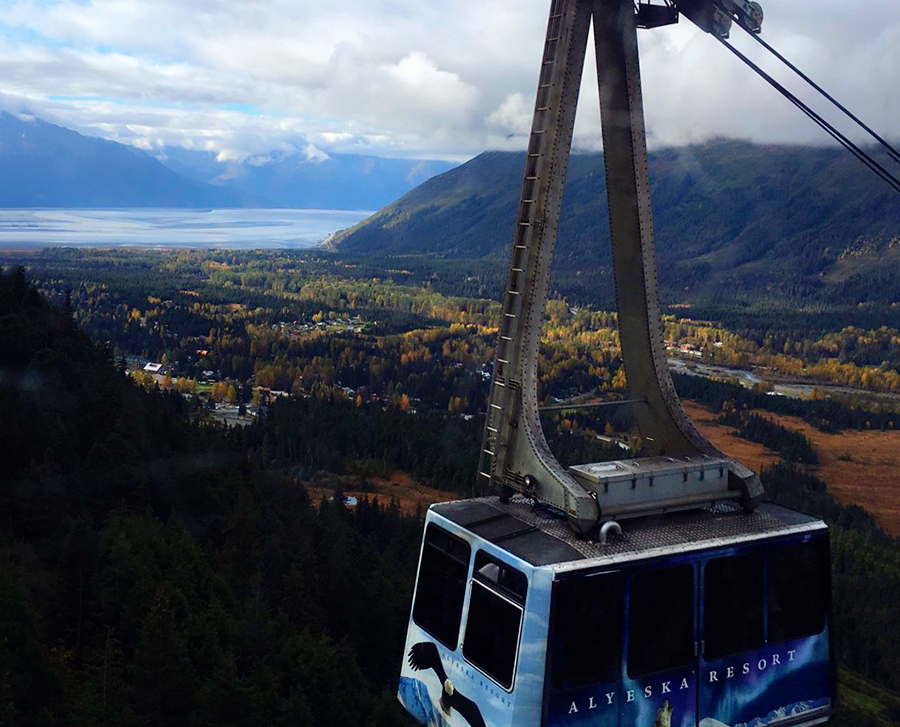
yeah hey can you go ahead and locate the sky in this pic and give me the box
[0,0,898,163]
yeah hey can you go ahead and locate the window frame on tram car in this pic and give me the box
[627,562,697,678]
[699,534,830,660]
[544,531,831,692]
[703,552,765,660]
[411,524,472,649]
[461,550,528,691]
[767,536,829,644]
[548,570,625,692]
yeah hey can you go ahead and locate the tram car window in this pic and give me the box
[462,552,527,689]
[550,572,624,690]
[412,525,471,648]
[703,553,765,659]
[473,550,528,602]
[768,538,829,643]
[628,564,695,678]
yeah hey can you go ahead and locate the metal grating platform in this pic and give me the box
[432,496,824,568]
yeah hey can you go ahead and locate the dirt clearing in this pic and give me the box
[683,400,900,537]
[682,401,782,473]
[306,470,456,516]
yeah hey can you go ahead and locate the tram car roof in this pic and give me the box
[429,497,826,572]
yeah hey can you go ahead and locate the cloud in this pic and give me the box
[303,144,330,164]
[0,0,897,161]
[487,93,532,139]
[316,47,479,139]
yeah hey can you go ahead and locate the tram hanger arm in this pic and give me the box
[478,0,764,536]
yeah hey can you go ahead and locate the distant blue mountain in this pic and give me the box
[0,112,250,208]
[0,112,456,210]
[157,147,458,210]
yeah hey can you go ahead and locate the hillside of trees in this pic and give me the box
[333,141,900,310]
[3,255,900,724]
[0,266,423,726]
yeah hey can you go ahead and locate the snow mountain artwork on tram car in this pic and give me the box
[551,633,831,727]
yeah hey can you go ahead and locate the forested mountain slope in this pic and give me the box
[334,141,900,306]
[0,266,421,726]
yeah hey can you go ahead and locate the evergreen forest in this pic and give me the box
[2,252,900,726]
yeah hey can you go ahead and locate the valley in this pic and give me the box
[3,248,900,726]
[684,401,900,536]
[2,0,900,723]
[7,246,900,526]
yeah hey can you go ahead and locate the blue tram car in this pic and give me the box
[395,1,849,724]
[399,497,832,727]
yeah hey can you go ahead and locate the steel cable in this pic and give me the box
[715,35,900,195]
[730,19,900,168]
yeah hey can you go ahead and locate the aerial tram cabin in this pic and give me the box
[389,0,895,722]
[399,495,832,727]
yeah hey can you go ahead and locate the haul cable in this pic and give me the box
[715,35,900,195]
[725,14,900,168]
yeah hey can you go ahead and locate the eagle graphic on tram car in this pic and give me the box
[404,641,487,727]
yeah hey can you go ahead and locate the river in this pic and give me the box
[667,357,815,398]
[669,356,900,404]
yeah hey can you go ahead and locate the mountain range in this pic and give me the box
[4,110,900,308]
[0,112,249,208]
[157,147,456,211]
[0,112,455,210]
[333,141,900,306]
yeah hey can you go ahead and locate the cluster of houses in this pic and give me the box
[664,340,723,358]
[274,316,366,338]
